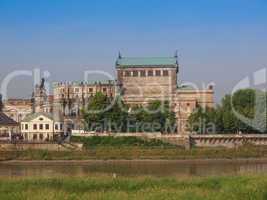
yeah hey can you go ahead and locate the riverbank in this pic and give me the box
[0,175,266,199]
[1,145,267,161]
[2,158,267,165]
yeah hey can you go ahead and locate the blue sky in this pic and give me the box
[0,0,266,101]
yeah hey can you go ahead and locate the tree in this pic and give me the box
[83,92,128,132]
[188,89,267,134]
[188,107,217,134]
[83,96,177,134]
[128,100,176,133]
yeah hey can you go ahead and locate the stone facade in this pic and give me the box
[174,86,214,134]
[52,81,115,117]
[6,53,214,135]
[21,113,64,141]
[116,55,214,134]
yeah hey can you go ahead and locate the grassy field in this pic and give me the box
[1,137,267,161]
[0,175,267,200]
[1,145,267,161]
[71,136,176,148]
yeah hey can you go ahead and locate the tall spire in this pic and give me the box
[174,50,179,73]
[40,78,45,89]
[118,51,122,59]
[0,94,3,112]
[174,50,178,58]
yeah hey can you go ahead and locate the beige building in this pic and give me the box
[3,99,32,122]
[116,56,178,104]
[116,54,214,134]
[21,113,64,141]
[51,81,115,130]
[27,53,214,135]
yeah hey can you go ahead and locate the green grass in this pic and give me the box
[1,136,267,161]
[0,175,267,199]
[1,145,267,161]
[71,136,175,148]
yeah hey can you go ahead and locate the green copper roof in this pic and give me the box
[177,85,195,90]
[116,57,178,68]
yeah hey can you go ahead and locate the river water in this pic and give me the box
[1,160,267,178]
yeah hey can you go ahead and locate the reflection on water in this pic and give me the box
[1,160,267,178]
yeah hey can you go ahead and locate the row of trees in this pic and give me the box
[188,89,267,134]
[82,92,176,133]
[82,89,266,134]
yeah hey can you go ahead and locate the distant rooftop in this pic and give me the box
[0,112,18,126]
[22,112,63,122]
[116,57,178,68]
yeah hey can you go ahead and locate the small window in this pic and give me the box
[163,70,169,76]
[39,124,43,130]
[21,124,24,130]
[103,88,107,92]
[33,124,37,130]
[155,70,161,76]
[148,70,153,76]
[39,117,44,121]
[133,71,138,77]
[55,124,59,130]
[89,88,93,93]
[60,124,63,130]
[125,71,131,77]
[25,124,28,130]
[75,88,79,92]
[140,71,146,77]
[45,124,49,130]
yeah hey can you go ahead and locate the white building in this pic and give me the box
[21,113,64,141]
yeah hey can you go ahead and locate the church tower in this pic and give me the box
[33,78,47,113]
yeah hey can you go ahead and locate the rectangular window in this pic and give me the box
[155,70,161,76]
[163,70,169,76]
[39,124,43,130]
[60,124,63,130]
[89,88,93,93]
[45,124,49,130]
[33,124,37,130]
[133,71,138,77]
[33,134,37,140]
[148,70,153,76]
[55,124,58,130]
[103,88,107,92]
[25,124,28,130]
[21,124,24,130]
[39,134,44,140]
[75,88,79,92]
[125,71,131,77]
[140,70,146,77]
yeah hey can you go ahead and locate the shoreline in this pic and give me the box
[2,158,267,165]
